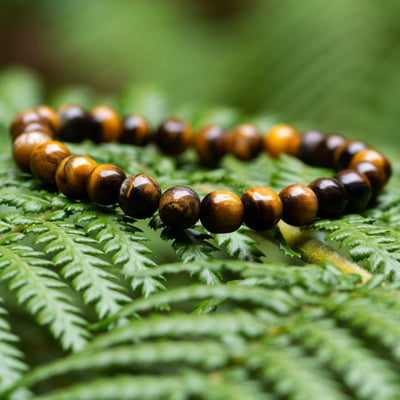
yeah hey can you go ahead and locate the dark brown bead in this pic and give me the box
[90,105,122,143]
[57,104,94,143]
[12,131,53,172]
[11,121,53,142]
[264,124,301,159]
[119,174,161,219]
[194,125,228,166]
[279,184,318,226]
[55,155,98,201]
[120,114,153,146]
[200,191,244,233]
[334,140,368,171]
[308,178,347,218]
[35,105,61,134]
[87,164,126,205]
[349,148,392,180]
[350,161,386,201]
[229,124,263,161]
[315,134,347,167]
[30,141,71,185]
[299,130,325,166]
[155,118,192,156]
[335,169,372,213]
[241,186,282,230]
[9,109,47,139]
[159,186,201,230]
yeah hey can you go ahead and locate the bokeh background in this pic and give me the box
[0,0,399,149]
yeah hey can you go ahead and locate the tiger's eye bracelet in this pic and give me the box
[10,104,392,234]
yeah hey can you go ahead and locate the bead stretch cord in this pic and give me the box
[10,104,392,234]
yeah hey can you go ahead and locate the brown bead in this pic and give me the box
[315,134,347,167]
[264,124,301,158]
[11,121,53,142]
[12,131,53,172]
[334,140,368,170]
[58,104,94,143]
[90,105,122,143]
[229,124,263,161]
[159,186,201,230]
[35,105,61,134]
[194,125,228,165]
[119,174,161,219]
[349,148,392,180]
[200,191,244,233]
[279,184,318,226]
[155,118,192,156]
[299,130,325,166]
[55,155,97,201]
[87,164,126,205]
[30,141,71,185]
[241,186,282,230]
[9,109,47,139]
[350,161,386,201]
[120,114,153,146]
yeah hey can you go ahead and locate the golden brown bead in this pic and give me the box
[349,148,392,180]
[55,155,98,201]
[241,187,282,230]
[334,140,368,171]
[29,141,71,185]
[194,125,228,166]
[200,191,244,233]
[11,121,53,142]
[279,184,318,226]
[12,131,53,172]
[90,105,122,143]
[120,114,153,146]
[58,104,94,143]
[264,124,301,159]
[229,124,263,161]
[9,109,47,139]
[35,105,61,134]
[155,118,192,156]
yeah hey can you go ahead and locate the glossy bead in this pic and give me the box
[241,186,282,230]
[90,105,122,143]
[349,148,392,180]
[159,186,201,230]
[308,178,347,218]
[315,134,346,167]
[194,125,228,165]
[29,141,71,185]
[55,155,98,201]
[279,184,318,226]
[35,105,61,134]
[119,174,161,219]
[58,104,94,143]
[299,130,325,166]
[264,124,301,158]
[335,169,372,213]
[155,118,192,156]
[12,131,53,172]
[87,164,127,205]
[334,140,368,171]
[11,121,53,142]
[120,114,153,146]
[9,109,47,139]
[350,161,386,200]
[200,191,244,233]
[229,124,263,161]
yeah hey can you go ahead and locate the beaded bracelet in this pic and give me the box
[10,104,392,234]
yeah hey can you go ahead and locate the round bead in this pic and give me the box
[334,140,368,170]
[299,130,325,166]
[119,174,161,219]
[200,191,244,233]
[350,161,386,200]
[241,187,282,230]
[55,155,98,201]
[120,114,153,146]
[315,134,347,167]
[9,109,47,139]
[335,169,372,213]
[194,125,228,166]
[35,105,61,134]
[90,105,122,143]
[12,131,53,172]
[11,121,53,142]
[264,124,301,159]
[349,148,392,180]
[57,104,94,143]
[155,118,192,156]
[87,164,126,205]
[308,178,347,218]
[229,124,263,161]
[30,141,71,185]
[159,186,201,230]
[279,184,318,226]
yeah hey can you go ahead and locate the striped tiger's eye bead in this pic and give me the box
[12,131,53,172]
[229,124,263,161]
[35,105,61,134]
[156,118,192,156]
[334,140,368,171]
[58,104,94,143]
[120,114,153,146]
[159,186,201,230]
[279,184,318,226]
[349,148,392,180]
[87,164,126,205]
[299,130,325,166]
[241,187,282,230]
[264,124,301,159]
[55,155,97,201]
[308,178,347,218]
[11,121,53,142]
[119,174,161,219]
[335,169,372,213]
[90,105,122,143]
[350,161,386,201]
[200,191,244,233]
[30,141,71,185]
[194,125,228,166]
[10,109,47,139]
[315,134,346,167]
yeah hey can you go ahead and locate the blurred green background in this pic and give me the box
[0,0,399,149]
